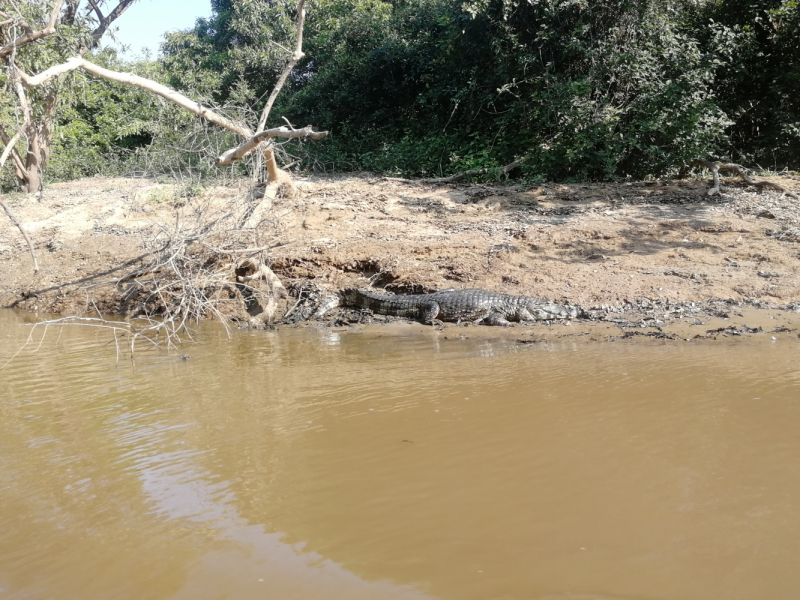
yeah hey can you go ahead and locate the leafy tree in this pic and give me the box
[276,0,733,180]
[7,0,799,189]
[45,50,187,182]
[0,0,141,192]
[693,0,800,167]
[160,0,301,108]
[3,0,325,196]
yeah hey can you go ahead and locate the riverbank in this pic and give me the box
[1,173,799,338]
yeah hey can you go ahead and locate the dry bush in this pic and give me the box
[104,185,292,350]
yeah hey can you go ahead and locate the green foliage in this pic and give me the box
[1,0,95,190]
[266,0,732,180]
[160,0,300,107]
[9,0,800,188]
[46,51,180,181]
[694,0,800,167]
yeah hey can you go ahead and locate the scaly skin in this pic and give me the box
[336,288,580,325]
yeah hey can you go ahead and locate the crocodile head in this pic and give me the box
[518,300,581,321]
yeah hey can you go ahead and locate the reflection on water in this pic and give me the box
[1,309,800,600]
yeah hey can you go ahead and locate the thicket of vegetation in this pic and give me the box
[3,0,799,190]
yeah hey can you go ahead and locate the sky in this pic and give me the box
[109,0,212,59]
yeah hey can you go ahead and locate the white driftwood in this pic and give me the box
[217,126,328,165]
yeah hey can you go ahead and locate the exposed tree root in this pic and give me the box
[688,160,798,199]
[235,257,288,328]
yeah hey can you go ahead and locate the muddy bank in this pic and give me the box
[1,173,799,337]
[292,303,800,345]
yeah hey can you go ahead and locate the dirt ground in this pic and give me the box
[2,172,800,340]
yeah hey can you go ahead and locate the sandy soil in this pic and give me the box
[2,173,800,339]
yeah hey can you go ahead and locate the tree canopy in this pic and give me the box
[3,0,800,189]
[157,0,800,180]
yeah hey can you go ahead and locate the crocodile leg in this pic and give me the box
[419,302,441,325]
[479,313,513,326]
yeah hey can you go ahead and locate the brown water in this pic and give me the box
[1,310,800,600]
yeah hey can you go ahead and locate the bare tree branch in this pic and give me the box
[0,129,22,179]
[18,57,253,138]
[91,0,137,42]
[12,64,32,130]
[14,55,79,86]
[256,0,307,133]
[203,239,292,255]
[217,126,328,165]
[0,122,27,180]
[0,0,64,58]
[63,0,82,26]
[85,0,105,23]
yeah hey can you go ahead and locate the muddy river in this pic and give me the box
[1,309,799,600]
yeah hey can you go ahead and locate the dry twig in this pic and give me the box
[106,191,291,347]
[0,200,39,273]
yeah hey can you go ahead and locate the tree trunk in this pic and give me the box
[263,145,296,196]
[17,89,57,193]
[20,132,43,193]
[20,130,48,193]
[0,125,29,189]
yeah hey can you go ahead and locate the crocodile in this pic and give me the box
[313,288,581,326]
